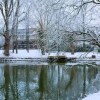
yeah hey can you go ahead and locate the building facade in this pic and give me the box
[10,28,39,49]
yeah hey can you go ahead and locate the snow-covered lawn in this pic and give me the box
[0,49,100,59]
[0,49,42,58]
[82,91,100,100]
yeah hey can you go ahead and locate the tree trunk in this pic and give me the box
[4,33,10,56]
[70,42,75,55]
[15,40,18,54]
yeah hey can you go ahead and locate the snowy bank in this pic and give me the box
[0,49,42,58]
[82,91,100,100]
[0,50,48,62]
[0,50,100,62]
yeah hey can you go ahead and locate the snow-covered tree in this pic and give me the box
[0,0,22,56]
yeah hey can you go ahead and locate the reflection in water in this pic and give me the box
[82,66,86,98]
[38,66,48,100]
[0,63,99,100]
[88,66,98,83]
[4,65,10,100]
[65,67,77,90]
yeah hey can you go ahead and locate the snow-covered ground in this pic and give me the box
[0,49,42,58]
[0,50,100,59]
[47,51,100,60]
[82,91,100,100]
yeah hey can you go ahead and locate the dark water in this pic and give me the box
[0,63,100,100]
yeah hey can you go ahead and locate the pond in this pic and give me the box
[0,62,100,100]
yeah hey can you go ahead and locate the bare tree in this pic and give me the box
[12,0,20,54]
[32,0,55,54]
[37,20,46,55]
[25,7,30,53]
[60,0,100,52]
[0,0,13,56]
[0,0,21,56]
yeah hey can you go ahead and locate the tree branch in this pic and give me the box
[0,3,6,22]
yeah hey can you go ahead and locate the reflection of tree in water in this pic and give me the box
[65,67,77,90]
[64,66,84,100]
[12,66,19,100]
[88,66,98,83]
[47,64,80,100]
[85,65,98,95]
[82,65,86,98]
[4,65,19,100]
[4,64,10,100]
[26,66,30,99]
[2,63,99,100]
[38,66,48,100]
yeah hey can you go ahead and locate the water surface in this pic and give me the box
[0,62,100,100]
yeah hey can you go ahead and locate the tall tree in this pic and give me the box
[0,0,20,56]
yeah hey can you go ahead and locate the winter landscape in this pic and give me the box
[0,0,100,100]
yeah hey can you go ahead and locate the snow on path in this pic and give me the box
[82,91,100,100]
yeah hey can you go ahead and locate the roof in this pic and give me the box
[17,28,37,35]
[0,28,37,35]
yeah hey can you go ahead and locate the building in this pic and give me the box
[10,28,39,49]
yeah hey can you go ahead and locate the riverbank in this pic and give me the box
[0,49,100,62]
